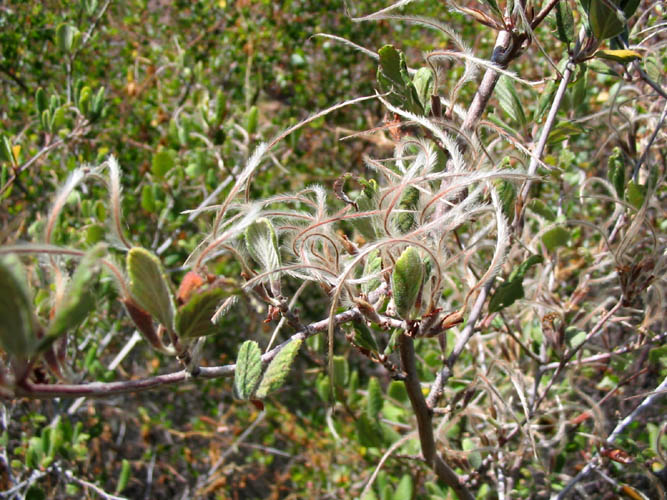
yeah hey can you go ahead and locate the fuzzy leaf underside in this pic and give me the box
[0,257,36,358]
[361,250,382,295]
[391,246,424,320]
[126,247,175,331]
[255,338,302,398]
[244,218,281,279]
[396,186,420,234]
[49,243,106,339]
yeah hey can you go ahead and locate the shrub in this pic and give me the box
[1,1,665,498]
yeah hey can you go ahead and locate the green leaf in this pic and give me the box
[354,179,379,240]
[496,76,526,126]
[48,244,106,339]
[244,218,281,270]
[625,180,645,208]
[482,0,503,17]
[234,340,262,400]
[607,146,625,198]
[542,226,570,251]
[412,67,434,113]
[547,122,585,144]
[391,247,424,320]
[361,250,382,295]
[315,373,331,402]
[115,459,131,495]
[585,0,628,40]
[0,136,13,166]
[25,486,46,500]
[495,177,517,222]
[91,86,105,117]
[367,377,383,419]
[78,86,91,114]
[534,79,558,123]
[396,186,419,234]
[0,257,36,358]
[332,354,349,389]
[529,199,556,221]
[378,45,405,88]
[353,321,379,352]
[56,23,76,53]
[387,380,408,403]
[644,55,661,83]
[126,247,175,331]
[595,49,642,63]
[489,255,543,313]
[41,110,52,132]
[35,88,48,114]
[151,150,175,179]
[246,106,259,134]
[356,413,384,448]
[176,288,226,338]
[141,184,155,212]
[255,338,302,398]
[50,107,65,131]
[244,217,281,294]
[377,45,423,114]
[393,475,413,500]
[554,1,575,44]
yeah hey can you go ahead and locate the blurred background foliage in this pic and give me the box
[1,0,666,499]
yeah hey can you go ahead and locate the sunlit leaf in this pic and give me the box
[554,1,575,44]
[48,243,106,339]
[391,246,424,320]
[126,247,175,331]
[152,150,175,179]
[0,257,36,358]
[489,255,543,312]
[234,340,262,400]
[361,250,382,295]
[542,227,570,251]
[255,338,302,398]
[595,49,642,63]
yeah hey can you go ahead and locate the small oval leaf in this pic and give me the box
[255,338,302,399]
[48,243,106,340]
[126,247,175,331]
[234,340,262,400]
[367,377,383,419]
[391,246,424,320]
[0,257,36,358]
[595,49,642,64]
[176,288,226,338]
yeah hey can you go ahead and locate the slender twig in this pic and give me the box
[360,432,417,498]
[63,468,129,500]
[205,411,266,479]
[515,61,575,229]
[398,333,474,500]
[530,0,562,30]
[632,99,667,180]
[0,64,29,92]
[556,373,667,500]
[11,307,362,399]
[426,280,494,408]
[532,298,623,413]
